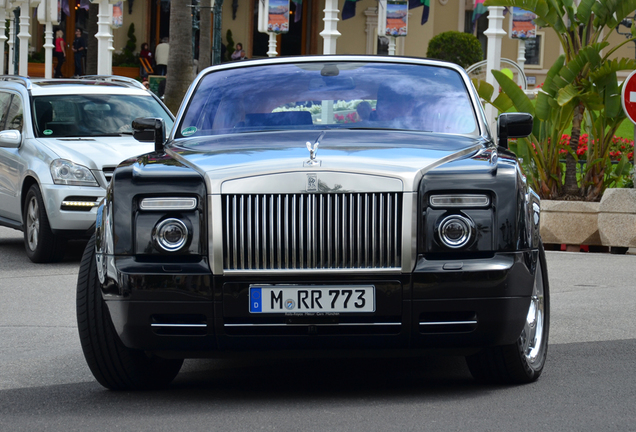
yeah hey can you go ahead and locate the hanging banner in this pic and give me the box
[510,7,536,39]
[268,0,290,34]
[385,0,408,36]
[112,1,123,28]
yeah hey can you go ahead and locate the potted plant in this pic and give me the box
[480,0,636,250]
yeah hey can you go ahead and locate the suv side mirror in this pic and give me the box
[0,130,22,148]
[132,117,166,153]
[497,113,533,149]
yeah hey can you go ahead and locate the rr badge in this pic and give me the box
[307,174,318,192]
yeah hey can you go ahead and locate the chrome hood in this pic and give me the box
[35,136,154,169]
[168,130,491,193]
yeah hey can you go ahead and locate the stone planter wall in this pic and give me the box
[598,189,636,248]
[540,200,602,246]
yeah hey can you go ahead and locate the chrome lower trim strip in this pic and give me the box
[419,321,477,326]
[151,324,207,328]
[224,322,402,327]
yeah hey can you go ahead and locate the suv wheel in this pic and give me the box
[76,234,183,390]
[466,243,550,384]
[23,185,66,263]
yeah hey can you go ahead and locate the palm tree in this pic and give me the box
[485,0,636,200]
[163,0,195,114]
[198,0,212,72]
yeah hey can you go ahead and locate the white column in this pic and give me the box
[364,8,376,54]
[18,1,30,76]
[267,32,277,57]
[483,6,506,133]
[388,36,396,56]
[0,9,7,75]
[8,15,15,75]
[320,0,340,54]
[517,39,526,87]
[96,0,111,74]
[43,22,53,78]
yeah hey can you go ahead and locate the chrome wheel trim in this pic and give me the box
[520,261,545,366]
[26,196,40,252]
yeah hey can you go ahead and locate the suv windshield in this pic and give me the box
[33,94,174,138]
[177,61,479,138]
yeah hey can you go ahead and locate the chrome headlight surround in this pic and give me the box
[429,194,490,208]
[50,159,99,187]
[437,214,474,249]
[153,218,190,252]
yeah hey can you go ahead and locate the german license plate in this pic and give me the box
[249,285,375,313]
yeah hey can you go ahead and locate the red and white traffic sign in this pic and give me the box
[621,70,636,124]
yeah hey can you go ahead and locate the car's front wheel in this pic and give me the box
[23,184,67,263]
[466,244,550,384]
[76,234,183,390]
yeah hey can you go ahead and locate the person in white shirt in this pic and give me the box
[155,38,170,75]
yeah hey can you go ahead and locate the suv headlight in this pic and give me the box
[50,159,99,186]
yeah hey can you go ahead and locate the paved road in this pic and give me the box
[1,226,635,431]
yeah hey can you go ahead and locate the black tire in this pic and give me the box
[76,234,183,390]
[466,243,550,384]
[23,184,67,263]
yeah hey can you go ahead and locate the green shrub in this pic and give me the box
[426,31,483,69]
[113,23,138,67]
[225,29,235,63]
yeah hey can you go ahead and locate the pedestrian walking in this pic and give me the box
[54,30,66,78]
[155,38,169,76]
[72,28,87,77]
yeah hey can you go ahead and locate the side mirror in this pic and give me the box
[497,113,533,149]
[132,117,166,153]
[0,130,21,148]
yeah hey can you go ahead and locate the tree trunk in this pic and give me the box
[164,0,194,114]
[198,0,212,72]
[563,103,584,197]
[86,3,99,75]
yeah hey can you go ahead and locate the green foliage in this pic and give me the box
[484,0,636,200]
[426,31,483,69]
[113,23,138,67]
[28,49,45,63]
[225,30,235,63]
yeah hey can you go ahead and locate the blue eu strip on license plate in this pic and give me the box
[250,287,263,313]
[249,285,375,313]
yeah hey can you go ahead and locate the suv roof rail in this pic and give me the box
[79,75,147,91]
[0,75,32,90]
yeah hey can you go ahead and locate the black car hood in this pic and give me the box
[166,130,494,193]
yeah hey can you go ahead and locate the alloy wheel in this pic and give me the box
[520,261,545,366]
[26,196,40,252]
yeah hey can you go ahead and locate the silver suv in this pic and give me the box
[0,76,174,262]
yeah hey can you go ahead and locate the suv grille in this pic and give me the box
[102,166,116,184]
[222,193,402,271]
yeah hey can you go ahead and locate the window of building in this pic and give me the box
[524,32,544,69]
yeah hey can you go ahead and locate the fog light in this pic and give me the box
[154,218,188,252]
[438,215,473,249]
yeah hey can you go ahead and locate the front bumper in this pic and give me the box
[41,183,104,233]
[103,251,536,357]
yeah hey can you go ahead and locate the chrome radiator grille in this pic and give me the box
[222,193,402,271]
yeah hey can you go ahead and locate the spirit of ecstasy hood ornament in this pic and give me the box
[305,131,325,166]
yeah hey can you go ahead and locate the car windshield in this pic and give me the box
[33,94,174,138]
[177,61,479,139]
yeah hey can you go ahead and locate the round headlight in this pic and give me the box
[438,215,474,249]
[154,218,189,252]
